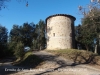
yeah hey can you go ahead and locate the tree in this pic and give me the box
[33,20,46,50]
[0,25,8,58]
[0,0,28,10]
[0,0,10,10]
[14,41,24,59]
[9,20,46,53]
[20,22,36,46]
[75,24,96,51]
[9,25,21,42]
[9,22,37,58]
[75,24,84,49]
[82,9,100,52]
[8,41,17,56]
[78,0,100,53]
[9,22,36,47]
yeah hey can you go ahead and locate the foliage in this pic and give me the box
[14,41,24,59]
[75,24,96,51]
[9,25,21,42]
[0,0,10,10]
[20,22,36,46]
[77,2,100,52]
[0,25,8,44]
[0,25,8,58]
[0,19,46,58]
[7,41,17,56]
[13,51,44,68]
[0,0,28,10]
[10,22,36,47]
[33,20,46,50]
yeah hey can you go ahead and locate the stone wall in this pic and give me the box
[46,14,76,50]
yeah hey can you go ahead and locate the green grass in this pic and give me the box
[13,51,44,68]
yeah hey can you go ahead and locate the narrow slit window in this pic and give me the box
[53,33,55,37]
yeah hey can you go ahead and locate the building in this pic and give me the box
[46,14,76,50]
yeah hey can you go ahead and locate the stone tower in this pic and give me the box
[46,14,76,50]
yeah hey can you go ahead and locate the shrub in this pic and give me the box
[14,41,25,59]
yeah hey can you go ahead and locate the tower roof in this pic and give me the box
[45,14,76,23]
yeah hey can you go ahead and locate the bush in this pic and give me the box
[0,45,7,58]
[7,41,17,57]
[13,51,44,68]
[14,41,25,59]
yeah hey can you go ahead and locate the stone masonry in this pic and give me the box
[46,14,76,50]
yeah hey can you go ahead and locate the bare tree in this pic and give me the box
[0,0,28,10]
[78,0,100,53]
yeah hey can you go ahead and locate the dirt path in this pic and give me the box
[0,51,100,75]
[32,51,100,75]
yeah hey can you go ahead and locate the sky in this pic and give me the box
[0,0,90,32]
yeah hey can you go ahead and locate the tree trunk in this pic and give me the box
[94,44,97,54]
[40,46,41,50]
[85,45,89,51]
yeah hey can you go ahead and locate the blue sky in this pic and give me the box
[0,0,90,32]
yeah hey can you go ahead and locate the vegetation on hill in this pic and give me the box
[47,49,100,65]
[0,0,100,67]
[0,20,46,59]
[76,0,100,54]
[13,51,44,68]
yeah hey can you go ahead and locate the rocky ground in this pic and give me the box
[0,50,100,75]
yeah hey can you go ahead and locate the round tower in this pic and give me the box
[46,14,76,50]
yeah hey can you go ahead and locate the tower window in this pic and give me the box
[53,33,55,37]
